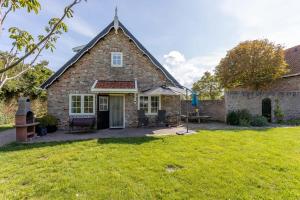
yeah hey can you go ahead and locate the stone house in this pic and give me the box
[41,12,183,130]
[225,45,300,122]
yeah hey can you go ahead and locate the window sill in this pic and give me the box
[145,113,158,116]
[69,113,95,116]
[111,65,123,67]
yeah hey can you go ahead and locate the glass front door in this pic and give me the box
[109,95,124,128]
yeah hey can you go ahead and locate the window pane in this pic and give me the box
[139,96,149,113]
[83,95,94,114]
[71,95,81,113]
[112,53,122,66]
[151,96,159,113]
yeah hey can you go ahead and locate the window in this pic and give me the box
[111,52,123,67]
[151,96,159,113]
[139,95,160,114]
[69,94,95,115]
[99,96,108,111]
[139,96,149,113]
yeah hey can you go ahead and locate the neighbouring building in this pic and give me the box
[41,10,183,130]
[225,45,300,122]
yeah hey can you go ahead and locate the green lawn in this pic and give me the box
[0,124,13,132]
[0,127,300,199]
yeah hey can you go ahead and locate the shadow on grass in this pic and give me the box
[0,136,162,152]
[97,136,162,145]
[192,126,275,133]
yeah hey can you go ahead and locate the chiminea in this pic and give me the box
[15,97,39,142]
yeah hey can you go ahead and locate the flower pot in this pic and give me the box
[46,125,57,133]
[36,125,47,136]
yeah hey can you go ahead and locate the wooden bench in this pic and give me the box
[69,117,96,133]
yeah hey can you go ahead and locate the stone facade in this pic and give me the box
[225,76,300,121]
[47,28,180,130]
[181,100,226,122]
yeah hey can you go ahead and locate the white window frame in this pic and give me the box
[99,96,109,111]
[138,95,161,115]
[111,52,123,67]
[69,94,95,115]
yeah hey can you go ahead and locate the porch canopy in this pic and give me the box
[141,86,185,96]
[91,80,138,93]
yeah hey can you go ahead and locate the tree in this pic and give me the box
[215,39,288,90]
[0,51,53,100]
[0,0,86,89]
[192,71,223,100]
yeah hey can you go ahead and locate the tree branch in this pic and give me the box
[0,0,82,74]
[0,4,12,26]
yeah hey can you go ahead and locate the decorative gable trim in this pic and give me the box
[41,21,182,89]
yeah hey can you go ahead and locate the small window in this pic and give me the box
[111,52,123,67]
[69,94,95,115]
[99,96,109,111]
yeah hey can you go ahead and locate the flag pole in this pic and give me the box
[186,87,189,133]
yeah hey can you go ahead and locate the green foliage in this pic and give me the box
[237,109,252,126]
[215,39,288,89]
[274,99,284,123]
[227,111,239,125]
[0,53,53,100]
[2,0,41,14]
[0,124,14,132]
[36,114,58,127]
[192,71,223,100]
[250,115,268,127]
[280,119,300,126]
[227,109,252,126]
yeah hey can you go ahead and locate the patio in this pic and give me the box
[1,122,286,147]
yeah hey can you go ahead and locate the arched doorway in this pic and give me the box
[262,98,272,122]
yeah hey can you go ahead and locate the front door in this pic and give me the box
[110,95,124,128]
[97,95,109,129]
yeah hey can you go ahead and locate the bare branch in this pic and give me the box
[0,0,83,74]
[0,4,12,26]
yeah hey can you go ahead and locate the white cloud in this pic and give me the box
[220,0,300,48]
[163,51,224,88]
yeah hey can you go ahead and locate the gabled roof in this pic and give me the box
[283,45,300,78]
[41,21,182,89]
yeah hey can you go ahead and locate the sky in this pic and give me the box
[1,0,300,87]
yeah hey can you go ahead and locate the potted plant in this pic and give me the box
[37,115,58,133]
[36,118,48,136]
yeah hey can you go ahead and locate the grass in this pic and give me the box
[0,124,14,132]
[0,127,300,199]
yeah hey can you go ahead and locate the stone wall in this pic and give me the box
[47,28,179,130]
[181,100,226,122]
[225,91,300,121]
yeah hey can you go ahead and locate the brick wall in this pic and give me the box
[181,100,226,122]
[225,76,300,121]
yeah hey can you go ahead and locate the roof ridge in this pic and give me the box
[41,20,182,89]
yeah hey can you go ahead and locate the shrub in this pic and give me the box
[283,119,300,126]
[239,119,251,127]
[250,115,268,127]
[227,111,239,125]
[227,109,252,126]
[274,99,284,123]
[237,109,252,126]
[37,115,58,127]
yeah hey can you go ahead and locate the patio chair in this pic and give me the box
[156,110,167,127]
[137,110,149,127]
